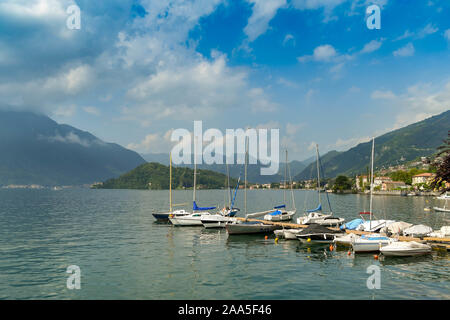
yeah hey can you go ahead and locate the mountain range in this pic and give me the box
[0,109,448,186]
[141,153,315,184]
[295,110,450,180]
[0,110,146,186]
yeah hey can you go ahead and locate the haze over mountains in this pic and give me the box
[295,110,450,180]
[0,110,145,186]
[0,109,448,187]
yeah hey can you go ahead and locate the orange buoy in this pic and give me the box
[329,244,334,251]
[347,251,351,256]
[265,235,268,240]
[374,254,379,260]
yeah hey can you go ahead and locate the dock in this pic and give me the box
[234,217,450,249]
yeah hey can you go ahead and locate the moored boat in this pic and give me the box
[403,224,433,238]
[295,223,343,243]
[201,215,237,228]
[274,228,302,240]
[226,221,281,235]
[296,145,343,225]
[315,216,345,227]
[264,208,296,221]
[380,241,432,257]
[333,233,359,246]
[437,192,450,200]
[351,234,393,253]
[153,209,190,221]
[153,152,191,222]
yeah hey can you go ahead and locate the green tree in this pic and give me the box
[333,175,352,192]
[431,130,450,191]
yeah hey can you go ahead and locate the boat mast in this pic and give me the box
[244,136,248,217]
[226,163,231,208]
[193,137,197,205]
[284,149,287,204]
[287,150,296,210]
[369,137,375,230]
[170,152,173,213]
[316,144,321,205]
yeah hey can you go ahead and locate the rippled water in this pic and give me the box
[0,188,448,300]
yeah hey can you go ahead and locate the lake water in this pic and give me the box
[0,188,449,300]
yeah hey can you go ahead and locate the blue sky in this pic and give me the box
[0,0,449,160]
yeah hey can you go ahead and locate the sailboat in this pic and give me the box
[352,138,395,253]
[226,136,282,235]
[295,223,344,243]
[264,150,296,222]
[201,167,241,229]
[436,191,450,200]
[152,152,190,221]
[433,194,450,212]
[297,144,338,225]
[169,140,216,226]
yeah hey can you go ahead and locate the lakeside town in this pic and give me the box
[248,155,449,196]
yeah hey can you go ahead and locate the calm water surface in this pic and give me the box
[0,188,449,299]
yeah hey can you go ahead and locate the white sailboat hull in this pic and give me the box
[264,210,296,221]
[433,206,450,213]
[226,222,281,235]
[297,212,332,225]
[274,229,302,240]
[334,233,359,246]
[201,215,236,228]
[315,217,345,227]
[170,212,212,226]
[356,220,396,232]
[352,235,392,253]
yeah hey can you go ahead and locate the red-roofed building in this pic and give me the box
[412,173,435,185]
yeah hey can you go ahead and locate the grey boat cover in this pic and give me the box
[380,221,413,235]
[298,223,342,235]
[403,224,433,237]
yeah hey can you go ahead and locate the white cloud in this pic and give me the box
[394,30,414,41]
[52,105,77,118]
[286,123,304,135]
[360,39,383,54]
[371,82,450,130]
[243,0,287,42]
[394,24,438,41]
[416,23,439,39]
[83,106,101,116]
[291,0,346,22]
[282,34,295,46]
[393,43,415,57]
[123,53,277,126]
[298,44,337,62]
[328,136,371,151]
[277,77,299,88]
[444,29,450,41]
[371,90,396,100]
[41,131,104,148]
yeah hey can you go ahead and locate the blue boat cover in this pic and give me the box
[340,218,364,230]
[268,210,282,216]
[274,205,286,209]
[361,235,390,241]
[307,204,322,213]
[193,201,216,211]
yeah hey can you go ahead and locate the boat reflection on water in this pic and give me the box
[379,254,434,266]
[198,228,225,244]
[226,234,273,247]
